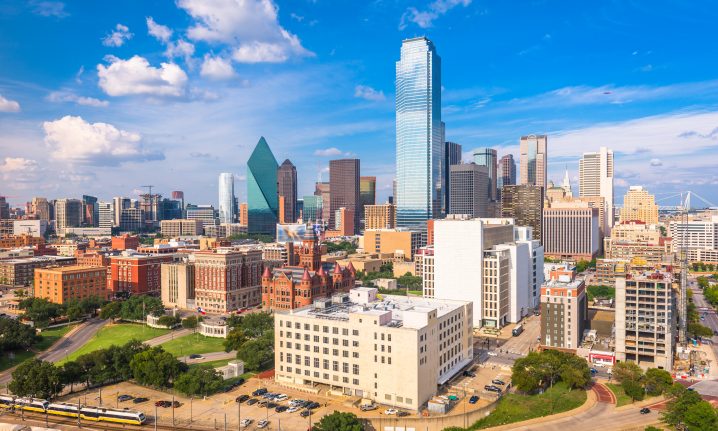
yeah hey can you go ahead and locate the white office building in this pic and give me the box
[98,201,114,230]
[274,288,472,411]
[218,173,235,224]
[13,220,48,237]
[579,147,615,229]
[669,216,718,255]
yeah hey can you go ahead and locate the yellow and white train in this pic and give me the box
[0,396,146,425]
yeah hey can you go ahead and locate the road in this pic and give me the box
[144,328,192,346]
[690,278,718,355]
[0,318,108,386]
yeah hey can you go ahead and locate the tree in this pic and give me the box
[239,312,273,338]
[312,411,364,431]
[662,383,704,426]
[575,260,591,273]
[65,300,84,322]
[19,297,63,328]
[181,316,198,329]
[129,346,184,388]
[237,331,274,371]
[120,295,164,321]
[9,359,64,399]
[157,315,180,328]
[99,301,122,320]
[397,273,422,290]
[683,400,718,430]
[224,327,247,352]
[612,361,643,384]
[689,322,713,339]
[61,361,86,393]
[622,379,645,402]
[643,368,673,396]
[173,365,225,397]
[0,316,37,351]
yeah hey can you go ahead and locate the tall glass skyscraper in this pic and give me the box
[443,141,462,215]
[247,137,279,235]
[395,36,442,226]
[473,147,498,201]
[218,172,235,223]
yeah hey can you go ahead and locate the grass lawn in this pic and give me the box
[606,383,634,407]
[160,333,227,357]
[464,383,587,430]
[0,324,75,372]
[188,359,233,370]
[58,323,169,364]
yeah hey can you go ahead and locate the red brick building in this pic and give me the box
[111,234,140,251]
[194,248,263,313]
[109,253,174,296]
[34,265,109,304]
[262,230,356,310]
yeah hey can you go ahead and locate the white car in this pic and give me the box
[289,399,305,407]
[384,408,398,415]
[275,394,288,401]
[240,419,252,427]
[487,351,498,357]
[287,406,301,413]
[257,419,269,429]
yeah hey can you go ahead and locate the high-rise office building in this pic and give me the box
[238,203,248,226]
[98,202,114,230]
[448,163,490,218]
[396,36,442,226]
[277,159,298,224]
[540,267,587,350]
[314,182,331,222]
[0,197,9,219]
[302,195,322,222]
[31,197,50,221]
[443,141,463,214]
[364,204,396,230]
[81,195,98,227]
[359,176,377,219]
[501,185,544,241]
[498,154,516,190]
[473,148,498,202]
[139,193,162,225]
[519,135,548,189]
[619,186,659,225]
[247,137,279,235]
[580,147,614,229]
[55,198,83,232]
[329,159,360,234]
[543,206,600,260]
[171,191,185,208]
[218,172,235,224]
[113,197,131,227]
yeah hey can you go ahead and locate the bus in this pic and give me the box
[511,324,523,337]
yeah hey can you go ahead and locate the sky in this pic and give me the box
[1,0,718,209]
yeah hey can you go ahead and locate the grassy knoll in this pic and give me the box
[58,323,168,364]
[160,332,227,357]
[0,324,75,371]
[606,383,634,407]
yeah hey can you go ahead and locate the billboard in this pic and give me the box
[276,223,307,244]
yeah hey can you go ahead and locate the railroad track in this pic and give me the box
[0,409,221,431]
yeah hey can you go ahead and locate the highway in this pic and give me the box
[0,318,107,387]
[509,401,659,431]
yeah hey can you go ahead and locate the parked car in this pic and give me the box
[287,406,301,413]
[484,385,502,393]
[300,410,311,417]
[491,379,505,385]
[289,399,305,407]
[384,408,398,415]
[252,388,268,396]
[257,419,269,429]
[275,405,288,413]
[469,395,480,404]
[267,402,278,409]
[117,395,133,402]
[274,394,288,401]
[307,402,320,409]
[171,401,180,408]
[463,370,476,377]
[155,401,171,408]
[640,408,651,414]
[360,404,377,411]
[240,418,252,427]
[246,398,258,406]
[397,411,409,417]
[236,395,250,403]
[132,397,149,404]
[189,354,203,359]
[590,368,598,375]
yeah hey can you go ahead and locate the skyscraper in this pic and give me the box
[501,185,544,241]
[218,173,235,224]
[112,197,131,227]
[329,159,360,234]
[473,147,498,202]
[498,154,516,189]
[359,176,377,219]
[277,159,298,224]
[314,182,330,222]
[247,137,279,235]
[619,186,658,225]
[82,195,98,227]
[302,195,322,222]
[31,197,50,221]
[55,198,82,233]
[0,197,9,219]
[98,202,114,230]
[519,135,548,189]
[448,163,490,218]
[396,36,442,226]
[579,147,614,229]
[443,141,462,214]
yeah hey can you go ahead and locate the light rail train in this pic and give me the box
[0,395,146,425]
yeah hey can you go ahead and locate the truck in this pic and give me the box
[512,324,524,337]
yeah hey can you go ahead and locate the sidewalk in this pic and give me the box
[144,328,192,346]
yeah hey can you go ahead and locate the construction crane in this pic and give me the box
[678,192,689,345]
[141,185,154,196]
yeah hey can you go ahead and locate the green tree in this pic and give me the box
[60,361,86,393]
[643,368,673,396]
[586,285,615,301]
[65,300,84,322]
[181,315,198,329]
[683,400,718,430]
[173,365,224,397]
[575,260,591,273]
[120,295,164,321]
[237,331,274,371]
[644,427,661,431]
[312,411,364,431]
[157,314,180,328]
[239,312,273,338]
[622,379,645,402]
[99,301,122,320]
[662,383,703,426]
[9,359,64,399]
[130,346,184,388]
[689,322,714,339]
[19,297,63,328]
[397,273,422,289]
[0,316,37,351]
[612,361,644,384]
[224,327,247,352]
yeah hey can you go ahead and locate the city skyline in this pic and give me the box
[1,1,718,207]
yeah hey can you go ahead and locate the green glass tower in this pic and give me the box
[247,136,279,235]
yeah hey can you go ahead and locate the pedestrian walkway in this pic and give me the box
[144,328,192,346]
[592,382,616,404]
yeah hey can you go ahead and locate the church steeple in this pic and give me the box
[561,166,573,197]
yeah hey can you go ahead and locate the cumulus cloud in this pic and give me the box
[43,115,164,165]
[165,39,196,62]
[97,55,188,97]
[0,94,20,112]
[29,1,68,18]
[146,17,173,42]
[102,24,133,47]
[354,85,386,101]
[200,55,236,80]
[650,158,663,166]
[177,0,313,63]
[313,148,345,157]
[400,0,471,30]
[47,91,109,107]
[0,157,44,183]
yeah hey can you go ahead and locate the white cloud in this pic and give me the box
[200,55,236,80]
[47,91,109,107]
[313,148,343,157]
[97,55,188,97]
[177,0,313,63]
[29,1,68,18]
[0,157,43,183]
[650,158,663,166]
[0,94,20,112]
[102,23,133,47]
[43,115,164,165]
[146,17,173,42]
[400,0,471,29]
[354,85,386,101]
[165,39,196,62]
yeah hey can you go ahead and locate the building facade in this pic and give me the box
[109,252,174,296]
[161,261,196,309]
[539,268,587,350]
[443,141,462,214]
[500,184,544,241]
[160,219,204,237]
[359,176,376,221]
[218,172,236,224]
[498,154,516,190]
[542,207,600,260]
[362,229,423,260]
[579,147,615,229]
[278,159,298,224]
[473,148,498,202]
[396,36,442,226]
[55,199,83,232]
[34,265,108,304]
[194,248,263,313]
[247,137,279,235]
[619,186,659,225]
[519,135,548,189]
[329,159,360,234]
[448,163,490,218]
[364,204,396,230]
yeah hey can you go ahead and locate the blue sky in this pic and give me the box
[1,0,718,208]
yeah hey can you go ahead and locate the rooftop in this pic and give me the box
[37,265,106,274]
[543,276,585,290]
